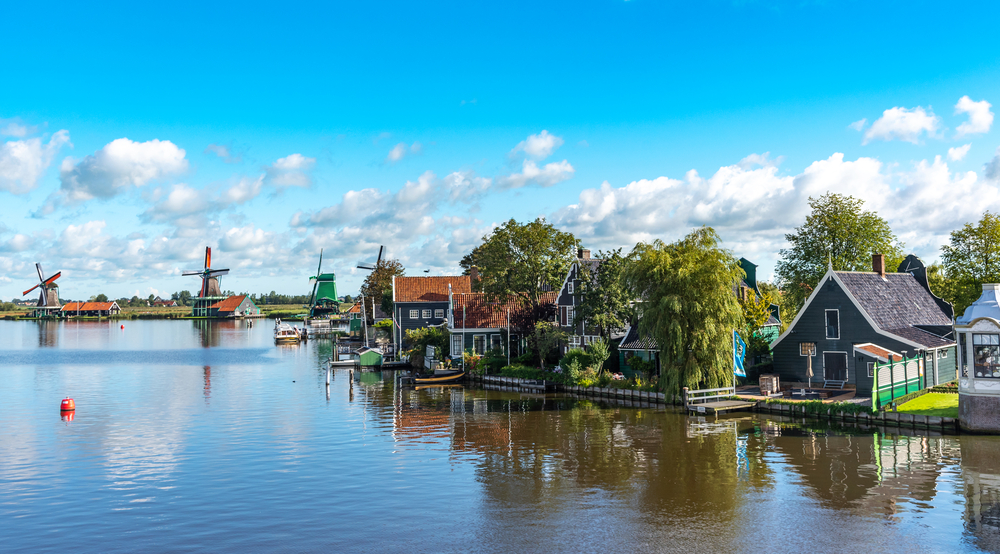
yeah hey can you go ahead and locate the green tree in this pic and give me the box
[623,227,744,396]
[776,193,904,317]
[941,211,1000,314]
[573,248,633,339]
[468,218,579,330]
[359,258,405,315]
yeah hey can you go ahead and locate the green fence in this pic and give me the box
[872,354,925,410]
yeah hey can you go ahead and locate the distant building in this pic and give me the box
[61,301,121,317]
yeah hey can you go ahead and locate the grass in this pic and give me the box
[897,392,958,418]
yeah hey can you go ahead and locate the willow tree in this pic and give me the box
[623,227,745,396]
[776,193,904,317]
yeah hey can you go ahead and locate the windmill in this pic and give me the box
[183,247,229,317]
[307,248,339,317]
[23,263,62,311]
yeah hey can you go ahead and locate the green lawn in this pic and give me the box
[897,392,958,418]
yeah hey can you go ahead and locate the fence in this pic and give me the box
[873,354,924,410]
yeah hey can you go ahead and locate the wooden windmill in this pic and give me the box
[23,263,62,315]
[307,248,339,317]
[183,247,230,317]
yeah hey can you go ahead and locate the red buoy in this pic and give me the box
[60,398,75,412]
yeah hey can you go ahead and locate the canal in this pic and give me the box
[1,319,999,552]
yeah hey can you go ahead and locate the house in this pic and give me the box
[61,301,121,317]
[771,254,956,396]
[392,275,472,348]
[447,291,557,359]
[555,248,608,354]
[206,295,260,318]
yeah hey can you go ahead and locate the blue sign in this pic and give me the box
[734,330,747,377]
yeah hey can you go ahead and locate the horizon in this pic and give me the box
[3,1,1000,300]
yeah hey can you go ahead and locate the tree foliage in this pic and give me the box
[941,211,1000,315]
[776,193,904,317]
[468,218,578,331]
[623,227,745,396]
[359,258,405,308]
[573,248,633,339]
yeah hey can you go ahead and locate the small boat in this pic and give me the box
[274,318,305,344]
[411,369,465,385]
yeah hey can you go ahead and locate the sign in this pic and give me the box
[734,330,747,377]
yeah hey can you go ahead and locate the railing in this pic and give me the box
[873,354,924,410]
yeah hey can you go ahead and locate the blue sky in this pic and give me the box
[2,0,1000,300]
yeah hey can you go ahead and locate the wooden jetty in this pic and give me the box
[683,386,757,415]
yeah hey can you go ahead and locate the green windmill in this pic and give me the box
[308,248,339,317]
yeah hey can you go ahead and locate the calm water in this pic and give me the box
[2,319,1000,552]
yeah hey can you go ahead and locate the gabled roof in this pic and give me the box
[210,295,251,312]
[61,301,118,312]
[450,292,558,329]
[394,275,471,303]
[619,324,659,351]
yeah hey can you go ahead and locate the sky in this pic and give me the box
[2,0,1000,301]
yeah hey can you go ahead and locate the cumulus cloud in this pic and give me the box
[205,143,242,164]
[0,130,71,194]
[265,153,315,187]
[863,106,941,144]
[511,130,564,160]
[385,142,423,164]
[948,143,972,162]
[955,96,993,138]
[498,159,575,189]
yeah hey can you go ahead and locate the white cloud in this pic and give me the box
[511,130,564,160]
[948,143,972,162]
[265,153,315,187]
[954,96,993,138]
[385,142,422,164]
[863,106,941,144]
[0,130,71,194]
[848,118,867,131]
[986,147,1000,181]
[56,138,188,204]
[498,159,575,189]
[205,143,242,164]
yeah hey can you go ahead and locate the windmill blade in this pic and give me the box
[316,248,323,276]
[23,283,40,296]
[36,263,44,282]
[204,247,212,270]
[43,272,61,285]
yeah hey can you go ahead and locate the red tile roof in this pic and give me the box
[61,302,118,312]
[394,276,471,303]
[210,295,249,312]
[451,292,558,329]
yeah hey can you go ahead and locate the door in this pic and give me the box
[823,352,847,381]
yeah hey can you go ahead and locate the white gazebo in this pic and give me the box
[956,283,1000,433]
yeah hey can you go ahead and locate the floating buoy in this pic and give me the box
[60,397,75,412]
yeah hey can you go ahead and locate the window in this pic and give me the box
[867,362,874,378]
[490,334,502,351]
[973,334,1000,378]
[568,282,574,294]
[825,310,840,339]
[452,334,463,356]
[473,334,486,355]
[434,309,444,318]
[422,309,431,318]
[409,310,419,319]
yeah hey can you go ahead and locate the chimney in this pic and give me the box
[470,266,479,284]
[578,248,590,260]
[872,254,886,277]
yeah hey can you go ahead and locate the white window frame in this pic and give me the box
[434,309,444,318]
[451,334,463,356]
[822,351,849,382]
[409,309,419,319]
[825,309,840,340]
[473,334,487,355]
[422,309,432,318]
